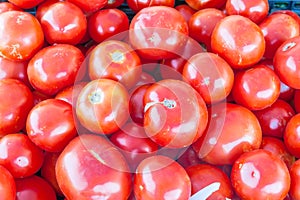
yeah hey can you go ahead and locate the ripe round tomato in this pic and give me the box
[56,134,131,199]
[0,133,44,178]
[8,0,44,9]
[232,64,281,110]
[253,99,295,138]
[193,103,262,165]
[0,79,33,136]
[134,155,191,200]
[225,0,269,24]
[289,159,300,199]
[284,113,300,158]
[185,0,226,10]
[26,98,77,152]
[182,52,234,104]
[88,40,142,89]
[0,11,44,61]
[273,36,300,89]
[129,6,189,60]
[127,0,175,13]
[15,175,57,200]
[175,4,196,22]
[76,79,129,135]
[143,79,208,148]
[0,2,22,13]
[88,9,129,43]
[231,149,290,200]
[66,0,108,13]
[27,44,85,96]
[186,164,233,199]
[39,1,87,45]
[188,8,225,51]
[211,15,265,69]
[0,165,16,200]
[260,13,299,59]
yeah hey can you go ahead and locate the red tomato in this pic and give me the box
[176,146,203,168]
[0,133,44,178]
[260,136,295,169]
[175,4,196,22]
[127,0,174,13]
[105,0,124,8]
[56,134,132,199]
[231,149,290,200]
[271,10,300,27]
[193,103,262,165]
[32,90,51,106]
[134,155,191,200]
[27,44,85,96]
[39,2,87,45]
[66,0,108,13]
[76,79,129,135]
[0,2,22,13]
[0,165,16,200]
[186,164,233,199]
[143,79,208,148]
[188,8,226,51]
[55,82,88,107]
[8,0,44,9]
[0,11,44,61]
[41,152,63,196]
[284,113,300,158]
[0,79,33,136]
[254,99,295,138]
[294,90,300,113]
[185,0,226,10]
[88,9,129,43]
[182,52,234,104]
[89,40,142,89]
[211,15,265,69]
[26,99,77,152]
[15,175,57,200]
[232,65,281,110]
[260,13,300,59]
[273,36,300,89]
[289,159,300,199]
[35,0,61,20]
[225,0,269,24]
[129,6,189,60]
[110,122,159,171]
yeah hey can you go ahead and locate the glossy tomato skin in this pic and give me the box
[183,52,234,104]
[129,6,189,60]
[110,122,159,171]
[76,79,129,135]
[260,136,295,169]
[0,2,22,13]
[27,44,85,96]
[253,99,295,138]
[211,15,265,69]
[0,165,16,200]
[35,0,60,20]
[284,113,300,158]
[89,40,142,89]
[127,0,174,13]
[232,65,280,110]
[55,82,88,107]
[231,149,290,200]
[134,155,191,200]
[88,9,129,43]
[193,103,262,165]
[56,134,131,200]
[225,0,269,24]
[8,0,44,9]
[66,0,108,13]
[15,175,57,200]
[0,11,44,61]
[143,79,208,148]
[175,4,196,23]
[260,13,299,59]
[26,99,77,152]
[0,133,44,178]
[0,79,33,136]
[185,0,226,10]
[39,2,87,45]
[274,36,300,89]
[188,8,226,51]
[289,159,300,199]
[176,146,203,168]
[186,164,233,199]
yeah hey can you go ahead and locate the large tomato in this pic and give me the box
[56,134,132,199]
[0,165,16,200]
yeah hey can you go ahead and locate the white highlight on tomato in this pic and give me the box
[189,182,221,200]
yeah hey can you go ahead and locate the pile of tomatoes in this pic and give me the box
[1,0,300,199]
